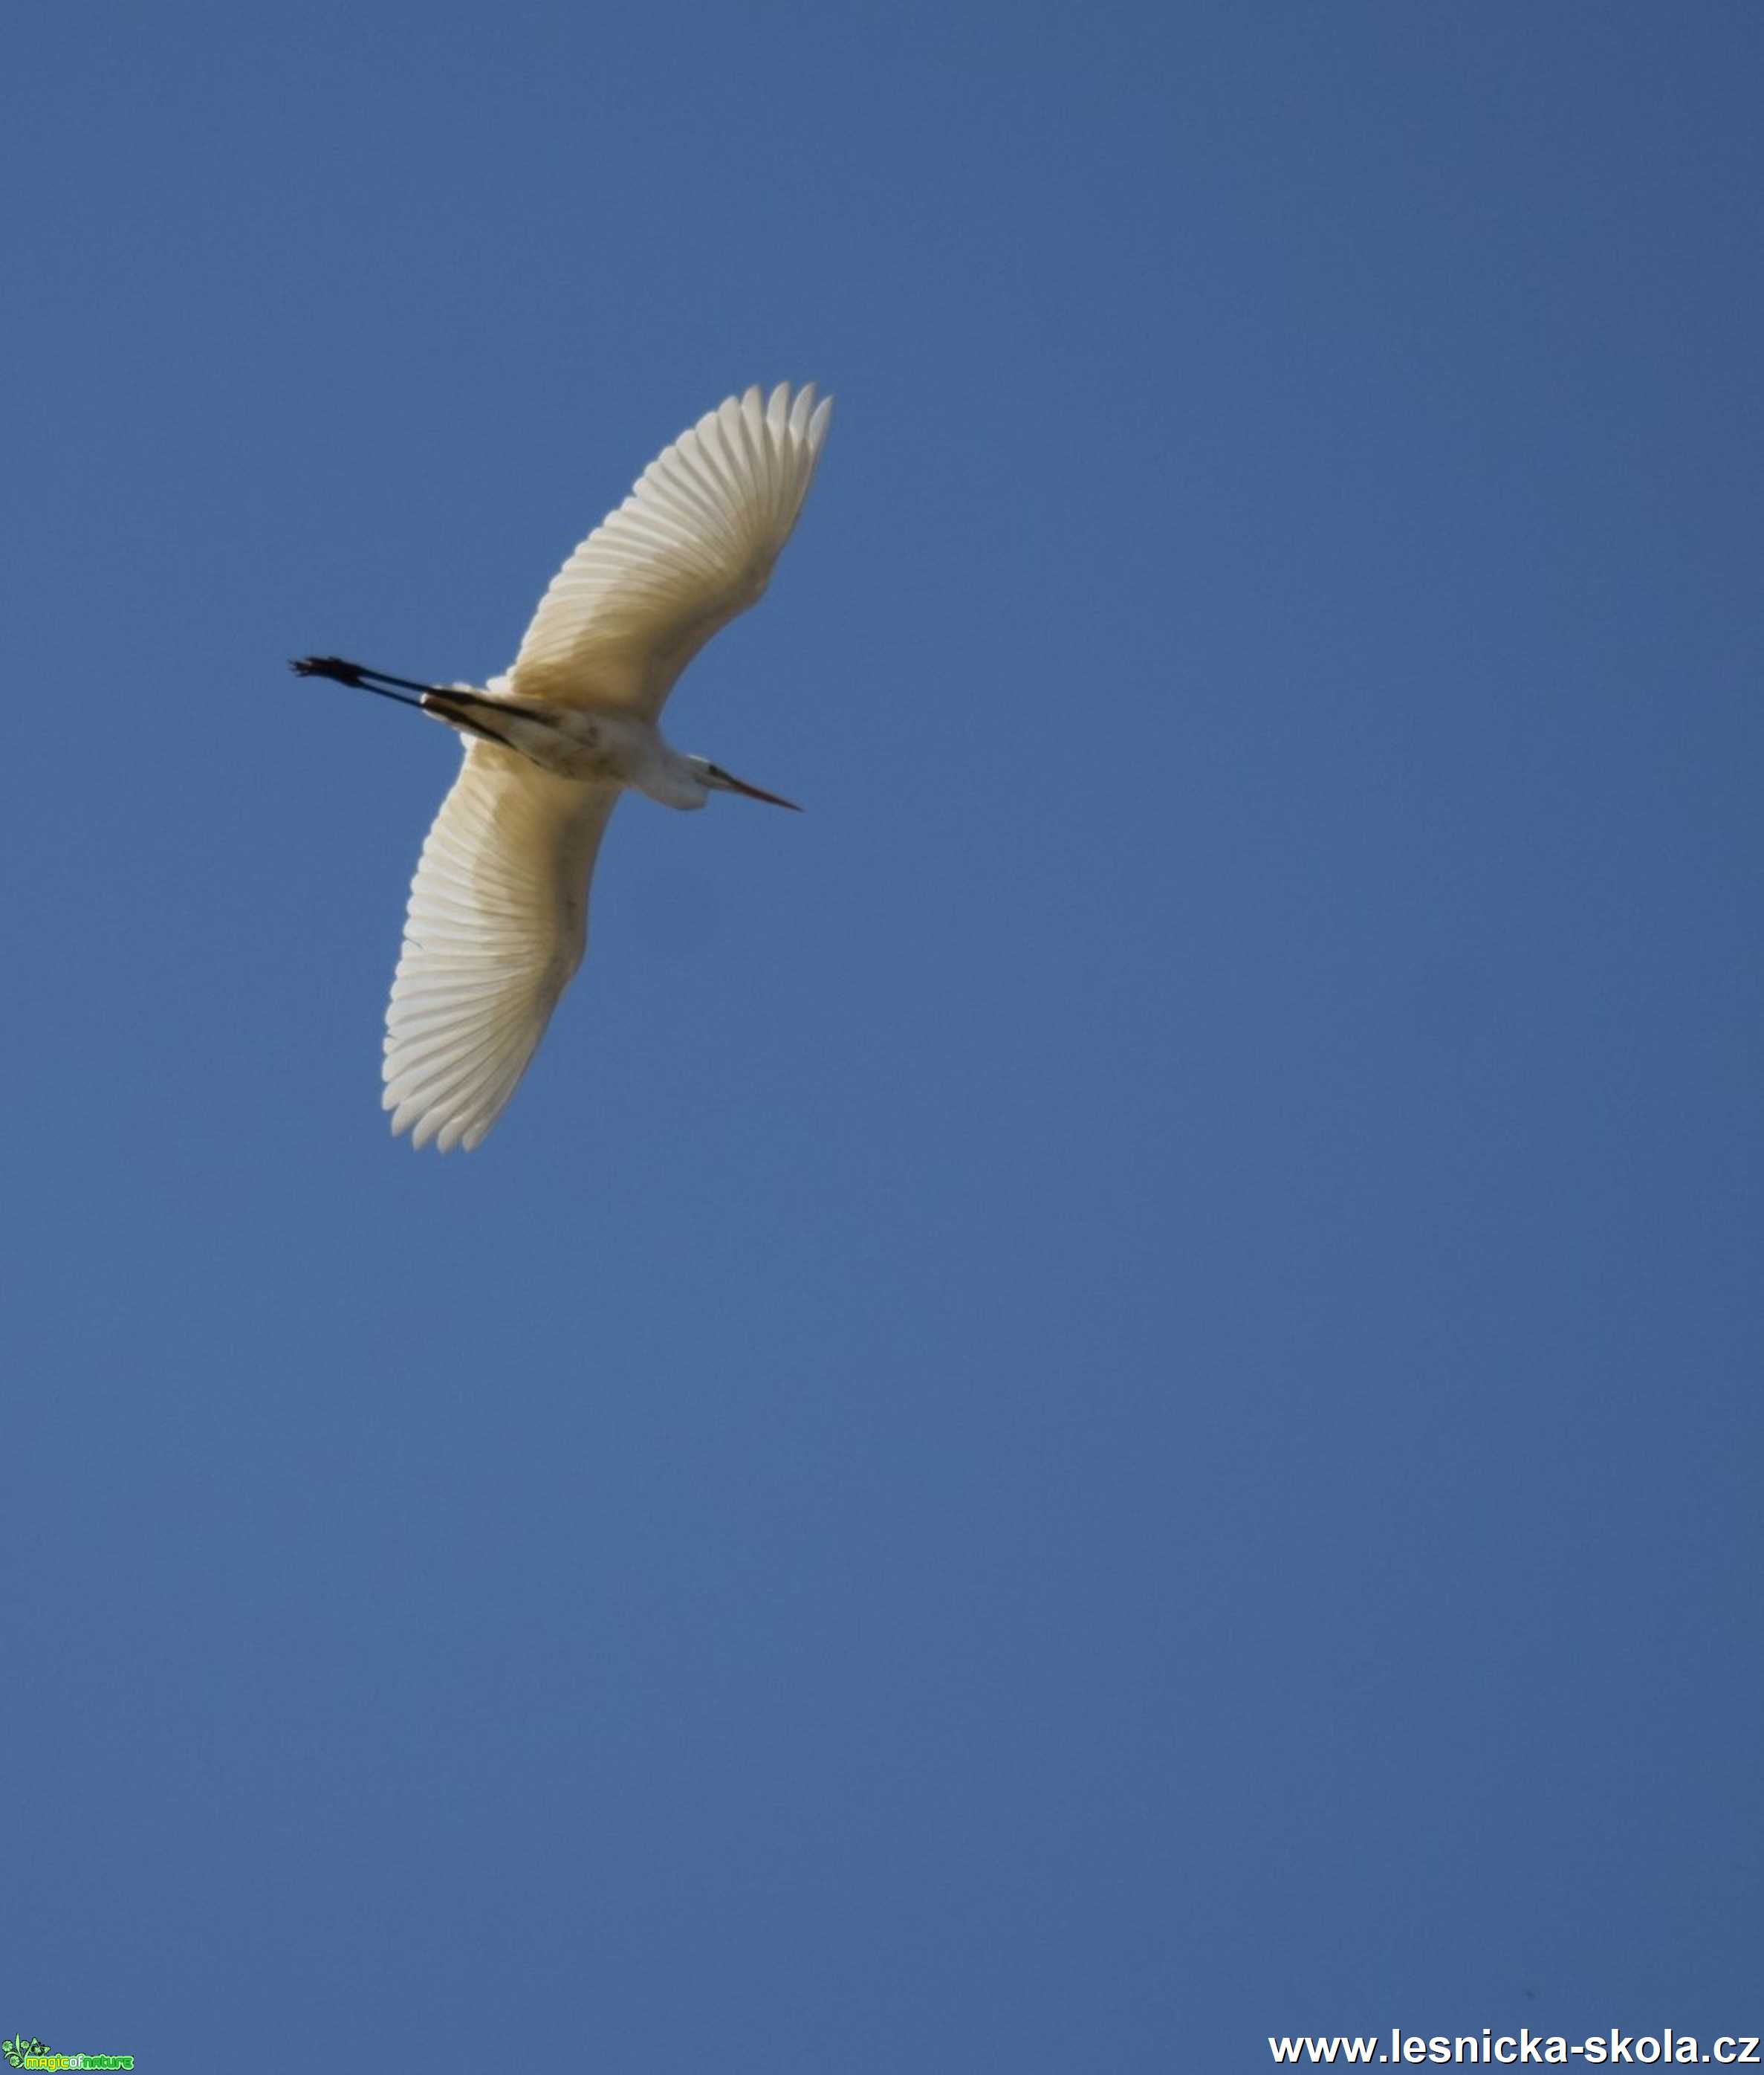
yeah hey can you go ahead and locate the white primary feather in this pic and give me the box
[506,381,833,714]
[383,742,619,1152]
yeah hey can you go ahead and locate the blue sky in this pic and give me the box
[4,3,1761,2066]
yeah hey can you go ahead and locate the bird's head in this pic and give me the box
[684,756,802,812]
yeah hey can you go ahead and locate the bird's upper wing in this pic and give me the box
[504,381,833,716]
[383,740,619,1152]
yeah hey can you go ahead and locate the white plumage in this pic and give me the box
[510,381,831,714]
[298,381,832,1153]
[383,753,618,1153]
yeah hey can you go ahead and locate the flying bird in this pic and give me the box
[294,381,832,1153]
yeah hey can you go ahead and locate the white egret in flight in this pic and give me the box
[294,381,832,1153]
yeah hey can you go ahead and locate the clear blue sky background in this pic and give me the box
[4,4,1760,2067]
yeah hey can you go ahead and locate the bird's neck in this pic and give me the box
[632,738,707,812]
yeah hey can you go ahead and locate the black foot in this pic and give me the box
[290,655,368,686]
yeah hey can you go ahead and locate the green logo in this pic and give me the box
[1,2045,132,2071]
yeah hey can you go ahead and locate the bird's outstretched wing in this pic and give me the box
[505,381,833,716]
[383,741,619,1152]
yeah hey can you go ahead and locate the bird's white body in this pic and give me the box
[427,693,684,795]
[308,381,832,1153]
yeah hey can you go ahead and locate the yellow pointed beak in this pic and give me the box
[707,765,802,811]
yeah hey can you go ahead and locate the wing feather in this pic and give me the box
[382,741,618,1153]
[506,381,832,716]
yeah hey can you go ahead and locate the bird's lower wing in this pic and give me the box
[383,742,619,1152]
[506,382,833,715]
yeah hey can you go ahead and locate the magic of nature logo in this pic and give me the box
[3,2042,133,2071]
